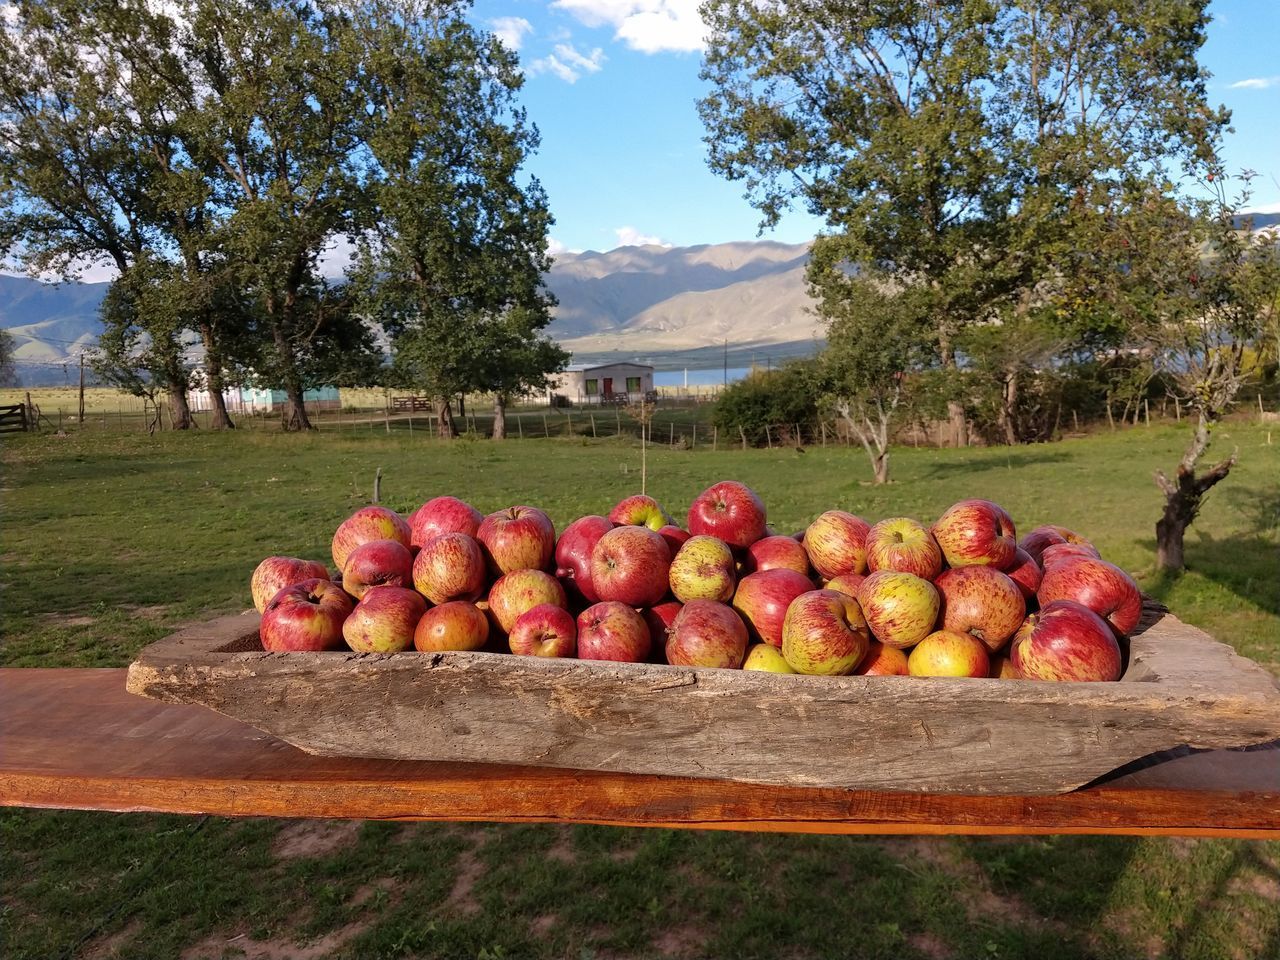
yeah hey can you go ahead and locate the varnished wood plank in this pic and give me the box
[124,603,1280,795]
[2,669,1279,837]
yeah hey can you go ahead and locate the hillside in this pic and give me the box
[1,240,821,384]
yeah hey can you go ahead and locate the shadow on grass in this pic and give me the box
[916,447,1072,479]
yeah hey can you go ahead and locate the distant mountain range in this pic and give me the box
[0,240,822,385]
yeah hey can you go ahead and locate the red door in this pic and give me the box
[602,377,613,401]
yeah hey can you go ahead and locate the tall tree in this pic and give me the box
[343,0,560,438]
[699,0,1227,446]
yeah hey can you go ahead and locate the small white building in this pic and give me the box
[550,362,655,405]
[188,385,342,414]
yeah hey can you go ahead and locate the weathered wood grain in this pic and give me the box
[124,603,1280,795]
[5,669,1280,835]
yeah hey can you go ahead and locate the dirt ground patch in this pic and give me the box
[180,921,368,960]
[81,919,142,959]
[272,820,361,860]
[445,834,488,916]
[651,922,710,957]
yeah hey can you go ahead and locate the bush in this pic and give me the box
[713,361,819,446]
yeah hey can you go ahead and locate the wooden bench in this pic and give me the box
[2,668,1277,837]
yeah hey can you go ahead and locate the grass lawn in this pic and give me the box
[1,422,1277,959]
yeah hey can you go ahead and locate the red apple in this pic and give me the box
[331,506,412,571]
[642,600,683,649]
[853,641,910,676]
[744,535,811,577]
[780,589,871,675]
[1004,547,1043,603]
[686,481,767,550]
[341,538,414,600]
[657,525,692,557]
[802,510,871,580]
[731,568,815,648]
[855,570,941,650]
[934,566,1026,654]
[1040,541,1103,569]
[554,515,614,604]
[666,599,749,668]
[251,556,329,613]
[509,603,577,658]
[1011,600,1123,681]
[343,586,427,653]
[668,535,737,603]
[907,630,990,678]
[608,494,672,531]
[413,601,489,652]
[409,495,483,548]
[576,601,651,662]
[824,572,866,598]
[590,525,671,608]
[487,569,567,635]
[259,579,354,652]
[1037,556,1142,637]
[931,499,1017,569]
[1019,524,1091,565]
[477,505,556,575]
[865,517,944,580]
[743,644,794,673]
[412,532,487,605]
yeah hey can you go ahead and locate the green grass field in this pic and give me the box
[2,423,1277,959]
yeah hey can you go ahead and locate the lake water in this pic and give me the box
[654,367,752,388]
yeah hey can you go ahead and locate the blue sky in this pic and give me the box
[477,0,1280,254]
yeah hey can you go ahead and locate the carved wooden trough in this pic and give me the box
[126,600,1280,795]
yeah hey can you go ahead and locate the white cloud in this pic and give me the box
[1229,76,1280,90]
[613,226,671,248]
[546,237,581,256]
[1242,201,1280,215]
[552,0,706,54]
[529,43,606,83]
[489,16,533,52]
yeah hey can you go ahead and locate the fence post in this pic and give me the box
[566,411,573,436]
[615,407,621,436]
[739,425,747,450]
[820,420,827,446]
[1144,399,1150,427]
[669,422,675,447]
[590,413,597,438]
[385,404,391,434]
[1260,393,1266,419]
[713,425,718,451]
[518,414,524,439]
[408,411,413,435]
[765,424,772,449]
[692,422,697,448]
[542,412,549,437]
[1175,396,1181,422]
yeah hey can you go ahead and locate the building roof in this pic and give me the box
[563,361,654,373]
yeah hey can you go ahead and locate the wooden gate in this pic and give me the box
[0,403,27,433]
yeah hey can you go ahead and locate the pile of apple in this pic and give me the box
[251,481,1143,682]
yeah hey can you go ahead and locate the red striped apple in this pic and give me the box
[1040,541,1102,569]
[590,525,671,608]
[865,517,943,580]
[341,539,414,600]
[487,569,567,634]
[666,599,749,668]
[251,557,329,613]
[331,506,411,571]
[609,494,672,531]
[687,481,767,550]
[856,570,941,650]
[412,532,486,605]
[413,601,489,652]
[1004,547,1043,603]
[732,568,814,647]
[343,586,426,653]
[1011,600,1123,681]
[1037,556,1142,637]
[555,515,614,605]
[744,535,811,576]
[576,601,650,662]
[803,510,871,579]
[409,495,482,548]
[824,571,867,598]
[260,579,354,652]
[853,641,910,676]
[477,506,555,575]
[642,600,683,650]
[509,603,577,658]
[931,499,1017,569]
[668,535,737,603]
[1018,524,1091,565]
[658,525,692,557]
[907,630,990,678]
[781,589,871,676]
[934,566,1026,653]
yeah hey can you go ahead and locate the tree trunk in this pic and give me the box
[436,397,458,439]
[168,386,193,430]
[872,451,889,484]
[947,400,967,448]
[199,322,235,429]
[270,325,312,431]
[1153,412,1237,572]
[1001,370,1019,445]
[492,395,507,440]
